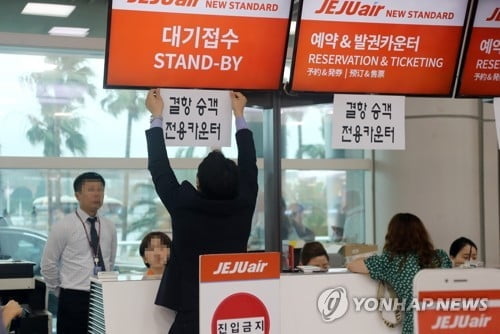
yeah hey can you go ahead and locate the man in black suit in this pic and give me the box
[145,89,258,334]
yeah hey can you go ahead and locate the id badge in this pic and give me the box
[94,266,103,275]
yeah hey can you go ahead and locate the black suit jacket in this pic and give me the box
[146,127,258,311]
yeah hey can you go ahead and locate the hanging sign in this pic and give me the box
[161,88,232,147]
[199,252,281,334]
[291,0,470,96]
[457,0,500,97]
[105,0,292,90]
[332,94,405,149]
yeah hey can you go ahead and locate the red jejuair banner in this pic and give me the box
[105,0,292,90]
[457,0,500,98]
[291,0,470,96]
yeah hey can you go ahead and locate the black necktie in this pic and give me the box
[88,217,106,271]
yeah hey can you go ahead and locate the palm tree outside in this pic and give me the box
[100,89,147,241]
[24,55,96,226]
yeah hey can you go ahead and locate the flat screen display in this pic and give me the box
[290,0,471,96]
[456,0,500,98]
[105,0,293,90]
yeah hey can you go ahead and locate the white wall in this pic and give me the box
[482,102,500,266]
[373,98,499,266]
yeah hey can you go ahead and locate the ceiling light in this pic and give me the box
[49,27,89,37]
[22,2,75,17]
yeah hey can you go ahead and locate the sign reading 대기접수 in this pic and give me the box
[160,89,232,147]
[290,0,469,95]
[105,0,292,90]
[457,0,500,98]
[332,94,405,150]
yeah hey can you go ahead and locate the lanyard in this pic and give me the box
[75,210,101,265]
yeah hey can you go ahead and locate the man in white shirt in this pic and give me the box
[41,172,117,334]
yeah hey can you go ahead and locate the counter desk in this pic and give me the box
[280,269,401,333]
[88,275,175,334]
[88,270,399,334]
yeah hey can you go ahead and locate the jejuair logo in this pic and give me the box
[317,287,349,322]
[486,7,500,21]
[315,0,386,16]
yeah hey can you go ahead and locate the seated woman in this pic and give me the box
[449,236,478,267]
[139,231,172,278]
[347,213,452,334]
[299,241,329,271]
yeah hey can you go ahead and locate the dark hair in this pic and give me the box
[73,172,105,192]
[139,232,172,268]
[449,237,477,257]
[300,241,329,266]
[384,213,440,269]
[197,150,238,200]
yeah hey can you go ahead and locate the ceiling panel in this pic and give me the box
[0,0,109,38]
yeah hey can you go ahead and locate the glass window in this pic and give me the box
[280,101,371,270]
[282,170,366,246]
[0,228,46,275]
[0,167,266,272]
[281,104,364,159]
[0,49,372,273]
[0,51,264,159]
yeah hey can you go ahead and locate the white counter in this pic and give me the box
[280,270,401,333]
[88,271,399,334]
[88,275,175,334]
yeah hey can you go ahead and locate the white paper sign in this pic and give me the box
[332,94,405,150]
[494,98,500,149]
[161,89,232,147]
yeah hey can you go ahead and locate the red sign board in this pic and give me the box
[416,290,500,333]
[290,0,470,96]
[199,252,281,334]
[105,0,292,90]
[457,0,500,97]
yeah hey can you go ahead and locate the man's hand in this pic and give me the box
[2,300,23,327]
[146,88,164,117]
[231,91,247,117]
